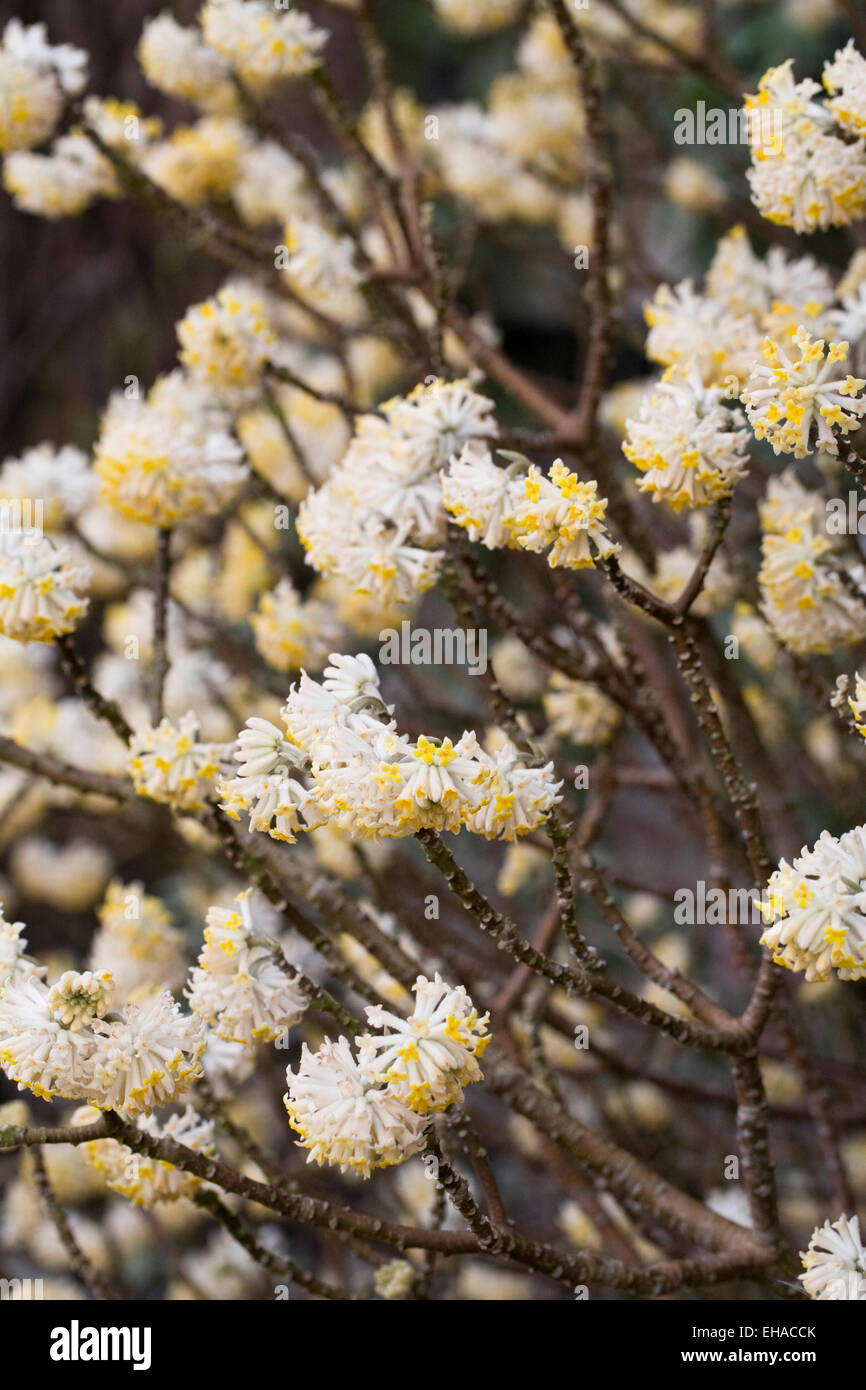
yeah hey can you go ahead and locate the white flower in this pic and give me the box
[284,1034,427,1176]
[741,329,866,456]
[465,737,562,841]
[250,577,342,673]
[383,378,498,474]
[0,531,89,643]
[503,459,620,570]
[0,21,87,154]
[0,908,33,988]
[744,61,866,233]
[232,139,306,226]
[89,881,186,1000]
[138,13,233,110]
[186,890,308,1045]
[705,224,833,325]
[91,990,206,1115]
[362,973,490,1113]
[219,717,320,842]
[800,1214,866,1299]
[280,215,362,315]
[177,280,276,402]
[201,1033,256,1098]
[200,0,328,92]
[3,134,117,217]
[543,675,620,744]
[392,734,487,821]
[0,973,98,1102]
[298,488,443,605]
[441,446,525,548]
[94,372,247,527]
[0,443,93,528]
[322,652,383,709]
[823,40,866,137]
[2,20,87,95]
[129,711,225,812]
[761,823,866,980]
[623,369,750,510]
[81,1104,216,1206]
[644,279,760,388]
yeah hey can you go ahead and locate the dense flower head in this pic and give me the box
[761,823,866,980]
[284,1034,428,1176]
[141,115,250,205]
[503,459,620,570]
[0,971,205,1112]
[800,1214,866,1299]
[219,715,322,843]
[741,328,866,456]
[250,577,343,673]
[94,371,247,526]
[80,1104,216,1206]
[361,973,490,1114]
[0,531,90,643]
[3,132,118,218]
[823,40,866,137]
[187,888,308,1044]
[0,442,93,529]
[200,0,328,92]
[757,472,866,654]
[745,58,866,233]
[137,13,234,111]
[0,907,33,988]
[296,378,495,605]
[90,881,186,1000]
[128,711,226,812]
[543,674,621,745]
[280,215,363,317]
[623,369,750,510]
[644,280,761,389]
[273,657,562,843]
[47,970,112,1033]
[0,20,87,153]
[177,280,276,401]
[441,446,525,548]
[285,971,488,1174]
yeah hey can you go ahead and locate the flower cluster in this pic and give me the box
[443,450,619,570]
[622,369,750,511]
[90,881,186,1000]
[800,1214,866,1299]
[128,711,226,813]
[200,0,328,92]
[0,965,205,1112]
[0,20,87,153]
[285,973,489,1175]
[80,1105,216,1207]
[94,372,247,527]
[298,378,496,605]
[0,531,90,644]
[187,889,307,1045]
[757,471,866,654]
[761,823,866,981]
[741,328,866,457]
[176,280,277,402]
[745,54,866,233]
[250,578,343,674]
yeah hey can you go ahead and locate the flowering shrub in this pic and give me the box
[2,0,866,1310]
